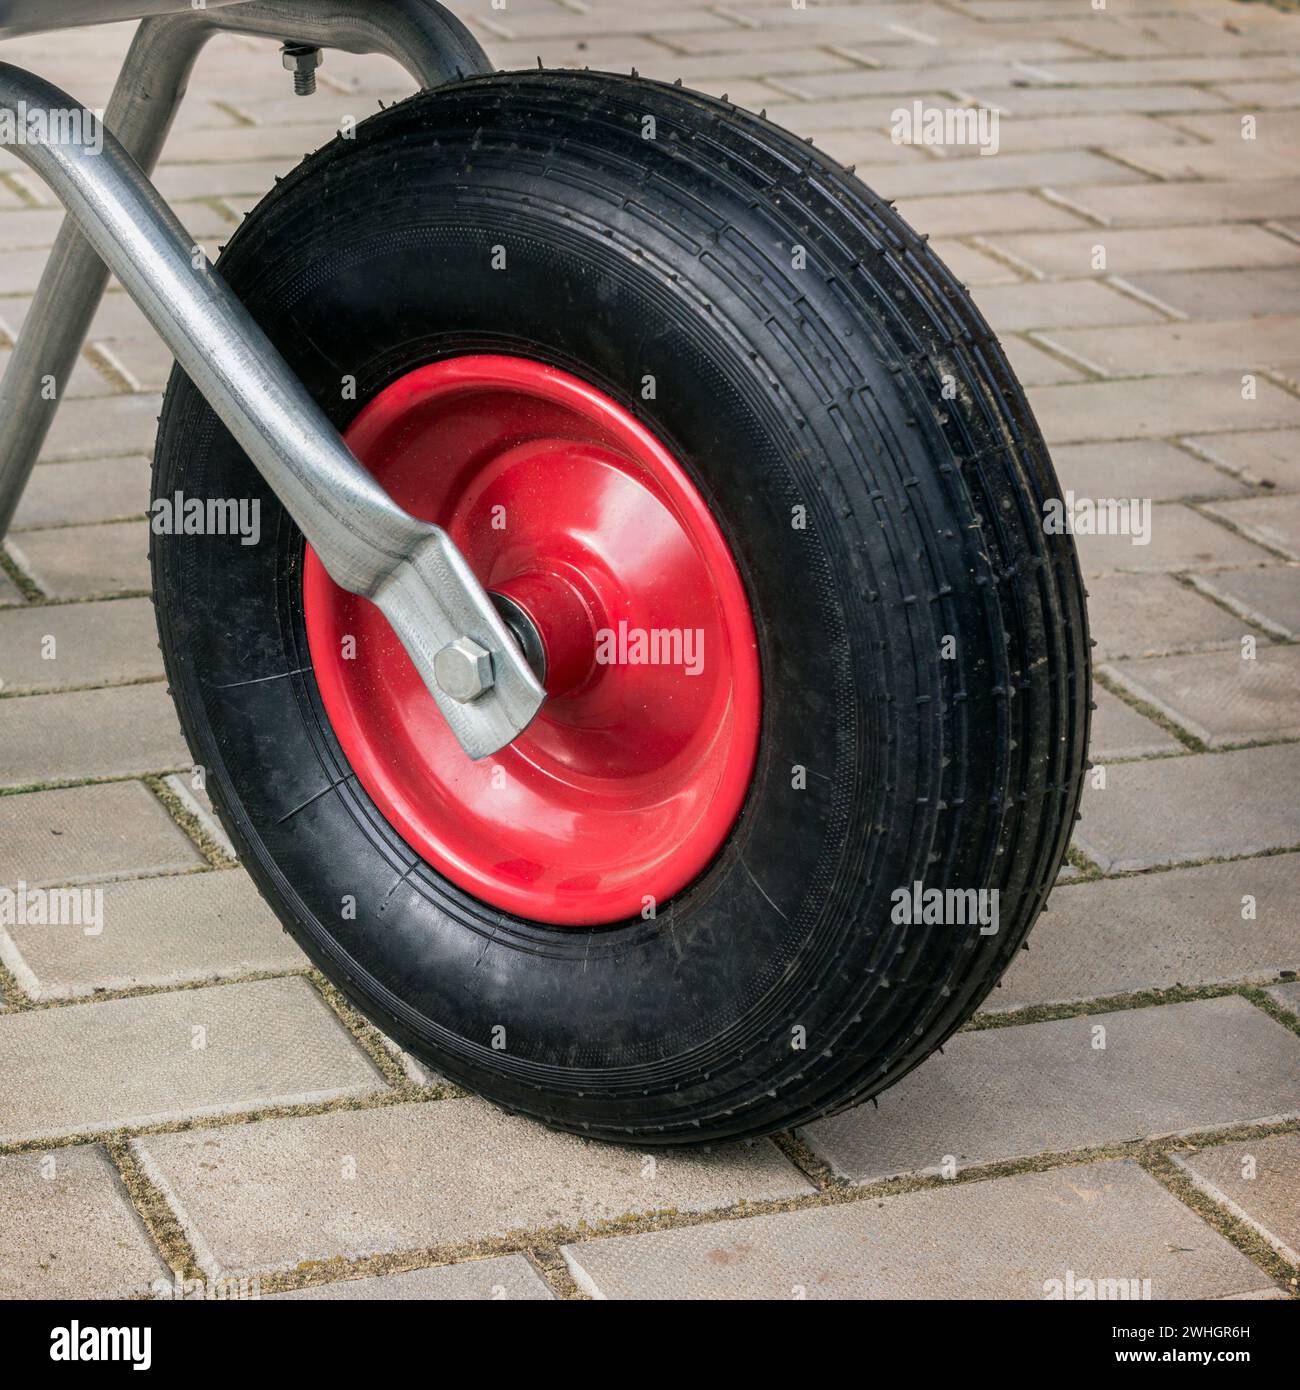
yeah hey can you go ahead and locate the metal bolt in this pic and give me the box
[434,637,494,703]
[281,44,323,97]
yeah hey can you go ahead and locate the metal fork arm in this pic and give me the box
[0,62,542,758]
[0,0,491,539]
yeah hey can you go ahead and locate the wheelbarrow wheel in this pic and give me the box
[151,71,1090,1144]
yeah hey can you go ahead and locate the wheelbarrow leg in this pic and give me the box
[0,20,204,537]
[0,0,490,539]
[0,46,542,760]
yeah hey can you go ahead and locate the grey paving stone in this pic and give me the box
[1173,1133,1300,1266]
[153,121,345,166]
[0,346,113,397]
[0,976,383,1143]
[796,121,942,168]
[0,567,21,607]
[270,1256,553,1301]
[1184,429,1300,492]
[1074,504,1272,577]
[1086,573,1248,660]
[660,22,921,57]
[1126,267,1300,321]
[1089,686,1182,761]
[37,394,162,463]
[1217,80,1300,109]
[1050,440,1248,505]
[89,338,175,395]
[11,456,151,530]
[1040,317,1300,379]
[0,292,153,345]
[1192,568,1300,641]
[895,191,1087,237]
[972,83,1238,119]
[0,780,202,887]
[798,997,1300,1184]
[1013,54,1298,88]
[0,597,162,693]
[0,683,190,788]
[0,1144,169,1299]
[1,869,308,1001]
[1030,373,1300,446]
[0,206,66,250]
[999,335,1083,387]
[1115,140,1298,184]
[1105,645,1300,747]
[0,248,72,293]
[491,5,744,41]
[1204,495,1300,563]
[130,1098,814,1278]
[928,238,1018,287]
[6,520,150,599]
[562,1160,1277,1300]
[997,857,1300,1010]
[1074,743,1300,873]
[949,112,1192,158]
[1266,982,1300,1015]
[966,279,1164,333]
[768,62,1055,104]
[995,227,1300,280]
[858,150,1146,199]
[162,773,237,860]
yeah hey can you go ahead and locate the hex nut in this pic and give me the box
[281,45,323,74]
[434,637,495,703]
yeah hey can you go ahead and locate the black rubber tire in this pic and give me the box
[151,70,1090,1145]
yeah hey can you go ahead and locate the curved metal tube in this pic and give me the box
[200,0,490,84]
[0,60,542,758]
[0,0,491,537]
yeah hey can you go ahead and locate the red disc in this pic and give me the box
[303,355,760,926]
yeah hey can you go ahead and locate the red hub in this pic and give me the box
[303,356,760,926]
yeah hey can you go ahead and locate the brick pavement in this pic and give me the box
[0,0,1297,1299]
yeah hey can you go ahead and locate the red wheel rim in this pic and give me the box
[303,356,761,927]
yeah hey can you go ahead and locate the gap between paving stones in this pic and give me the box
[5,982,1297,1298]
[1090,665,1300,762]
[0,582,151,611]
[0,543,42,602]
[3,513,149,533]
[970,982,1300,1037]
[1190,495,1300,563]
[117,1115,1300,1302]
[1171,565,1290,634]
[0,672,164,702]
[144,773,235,870]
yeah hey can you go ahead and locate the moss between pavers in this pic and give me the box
[105,1134,203,1291]
[144,772,237,869]
[0,544,41,603]
[3,922,1295,1297]
[0,961,307,1015]
[0,672,163,703]
[12,1070,1295,1301]
[215,1115,1300,1301]
[970,979,1300,1033]
[1059,840,1300,888]
[1143,1137,1299,1296]
[0,956,26,1010]
[0,768,185,799]
[1092,666,1205,753]
[306,970,461,1098]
